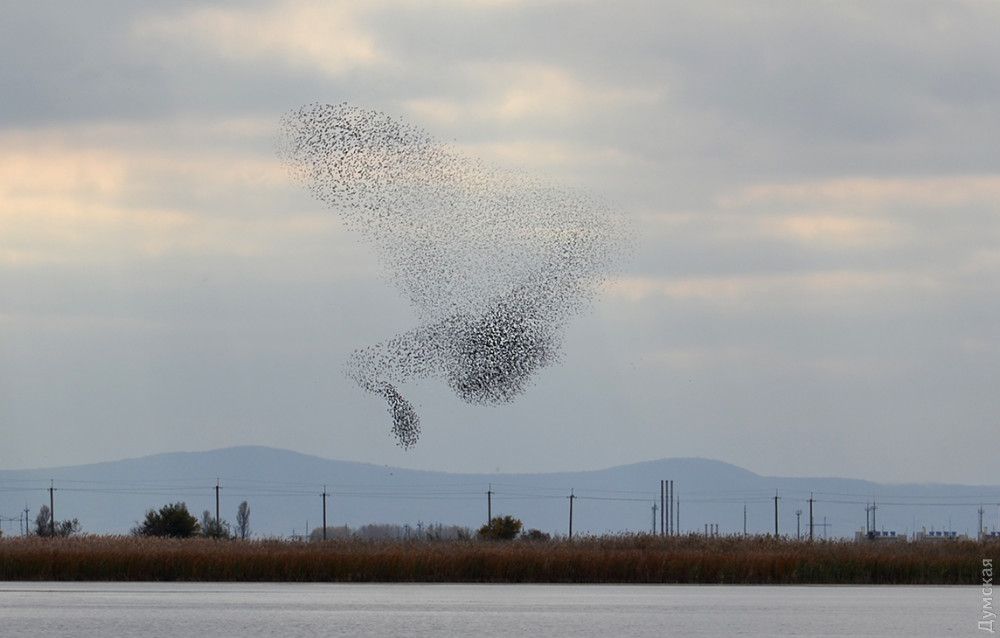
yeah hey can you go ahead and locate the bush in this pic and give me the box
[133,502,200,538]
[478,515,523,540]
[521,528,551,541]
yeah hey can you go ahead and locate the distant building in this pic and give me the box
[914,528,968,541]
[855,530,905,542]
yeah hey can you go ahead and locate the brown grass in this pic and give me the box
[0,534,993,583]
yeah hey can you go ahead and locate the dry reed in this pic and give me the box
[0,534,992,583]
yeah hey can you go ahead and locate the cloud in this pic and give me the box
[603,270,940,305]
[0,122,344,269]
[3,0,1000,482]
[764,214,899,247]
[405,63,662,124]
[644,344,906,380]
[725,175,1000,211]
[637,208,903,251]
[136,1,381,75]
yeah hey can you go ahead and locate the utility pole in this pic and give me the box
[865,504,871,534]
[979,505,985,541]
[660,480,665,538]
[651,502,658,535]
[676,495,680,535]
[487,484,493,525]
[49,480,55,536]
[214,479,221,526]
[568,489,575,539]
[871,500,877,533]
[670,479,677,536]
[666,480,671,536]
[795,509,802,540]
[668,480,674,536]
[24,504,30,537]
[743,503,747,536]
[773,491,780,537]
[322,486,328,541]
[812,516,831,539]
[808,493,814,541]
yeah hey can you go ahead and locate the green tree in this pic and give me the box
[133,502,200,538]
[477,515,523,540]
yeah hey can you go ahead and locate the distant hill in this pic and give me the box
[1,446,997,539]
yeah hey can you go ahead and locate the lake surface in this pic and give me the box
[0,582,978,637]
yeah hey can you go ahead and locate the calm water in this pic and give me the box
[0,582,978,637]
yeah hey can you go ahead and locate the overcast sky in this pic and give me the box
[2,1,998,483]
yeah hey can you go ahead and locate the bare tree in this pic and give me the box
[201,509,230,539]
[236,501,251,540]
[34,505,51,536]
[33,505,80,537]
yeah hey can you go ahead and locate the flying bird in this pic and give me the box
[278,103,626,448]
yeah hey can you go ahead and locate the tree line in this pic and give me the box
[11,501,546,542]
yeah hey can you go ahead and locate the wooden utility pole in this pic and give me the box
[322,486,328,541]
[808,493,814,541]
[49,480,55,536]
[23,504,30,537]
[659,480,665,537]
[568,489,575,539]
[795,509,802,540]
[743,502,747,536]
[773,491,780,537]
[487,484,493,525]
[214,479,221,526]
[651,502,658,534]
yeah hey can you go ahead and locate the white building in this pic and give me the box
[914,528,968,541]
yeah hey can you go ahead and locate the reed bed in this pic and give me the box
[0,534,993,584]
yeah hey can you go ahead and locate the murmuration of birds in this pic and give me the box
[278,103,629,449]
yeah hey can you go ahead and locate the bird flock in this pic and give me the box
[278,103,627,448]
